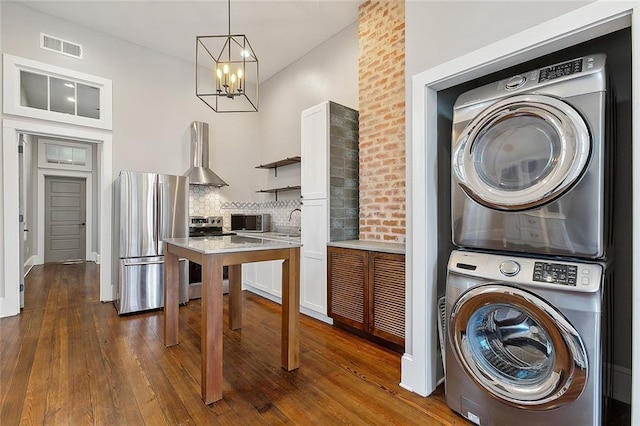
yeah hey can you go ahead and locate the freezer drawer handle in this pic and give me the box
[123,259,165,266]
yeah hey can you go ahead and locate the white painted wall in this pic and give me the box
[256,22,358,200]
[0,2,357,312]
[1,2,260,200]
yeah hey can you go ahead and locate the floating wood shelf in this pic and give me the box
[255,156,301,177]
[256,186,301,201]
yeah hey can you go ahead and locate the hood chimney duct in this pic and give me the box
[184,121,228,187]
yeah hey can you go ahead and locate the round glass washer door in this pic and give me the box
[452,94,591,211]
[448,284,588,410]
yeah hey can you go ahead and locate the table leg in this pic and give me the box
[281,247,300,371]
[201,254,224,404]
[163,245,179,346]
[228,264,242,330]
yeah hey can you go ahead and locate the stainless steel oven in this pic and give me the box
[188,216,234,299]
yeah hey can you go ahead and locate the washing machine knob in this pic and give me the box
[499,260,520,276]
[505,75,526,89]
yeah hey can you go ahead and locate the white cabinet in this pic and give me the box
[301,102,329,200]
[301,199,328,315]
[242,260,283,298]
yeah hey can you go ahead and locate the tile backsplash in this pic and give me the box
[189,186,301,232]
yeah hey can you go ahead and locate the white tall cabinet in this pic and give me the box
[300,101,359,322]
[300,102,331,320]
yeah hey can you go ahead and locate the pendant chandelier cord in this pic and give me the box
[227,0,231,36]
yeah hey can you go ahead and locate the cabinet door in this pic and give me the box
[301,102,329,199]
[369,252,405,346]
[301,199,328,314]
[327,247,367,330]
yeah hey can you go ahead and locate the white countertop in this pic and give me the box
[327,239,405,255]
[164,235,302,255]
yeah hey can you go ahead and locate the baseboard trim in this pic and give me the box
[243,285,333,324]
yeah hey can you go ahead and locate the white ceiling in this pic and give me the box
[13,0,361,81]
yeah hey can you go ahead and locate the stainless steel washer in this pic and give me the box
[451,54,612,259]
[445,249,609,425]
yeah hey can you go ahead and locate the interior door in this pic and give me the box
[44,176,86,262]
[448,283,588,409]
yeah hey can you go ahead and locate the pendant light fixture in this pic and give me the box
[196,0,259,112]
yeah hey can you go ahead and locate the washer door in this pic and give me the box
[448,284,588,410]
[452,94,591,210]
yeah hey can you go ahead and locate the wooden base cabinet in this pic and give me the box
[327,247,405,349]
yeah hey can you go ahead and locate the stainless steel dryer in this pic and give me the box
[445,250,610,426]
[451,54,612,259]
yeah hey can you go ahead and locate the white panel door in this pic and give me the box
[301,102,329,200]
[301,198,328,314]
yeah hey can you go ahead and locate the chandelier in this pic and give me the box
[196,0,259,112]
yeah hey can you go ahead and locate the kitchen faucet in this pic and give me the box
[289,208,301,221]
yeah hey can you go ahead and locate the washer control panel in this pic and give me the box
[533,261,577,286]
[448,250,604,293]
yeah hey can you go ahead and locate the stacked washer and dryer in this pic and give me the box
[445,54,614,425]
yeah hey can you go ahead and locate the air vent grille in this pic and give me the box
[40,33,83,59]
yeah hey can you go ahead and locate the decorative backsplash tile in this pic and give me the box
[189,185,301,231]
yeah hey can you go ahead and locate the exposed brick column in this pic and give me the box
[358,0,406,242]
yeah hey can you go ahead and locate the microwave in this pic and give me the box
[230,213,271,232]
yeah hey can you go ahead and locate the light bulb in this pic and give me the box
[237,69,243,79]
[216,68,222,80]
[230,74,237,83]
[223,64,229,74]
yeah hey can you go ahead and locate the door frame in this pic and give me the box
[2,118,113,317]
[403,0,639,417]
[39,171,92,264]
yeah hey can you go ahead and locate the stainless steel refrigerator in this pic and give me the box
[114,171,189,314]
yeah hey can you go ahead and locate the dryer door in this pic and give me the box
[448,284,588,410]
[452,94,591,211]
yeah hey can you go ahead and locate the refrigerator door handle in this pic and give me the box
[155,174,162,255]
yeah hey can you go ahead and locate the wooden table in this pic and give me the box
[163,235,301,404]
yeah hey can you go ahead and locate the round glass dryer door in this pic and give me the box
[452,94,591,210]
[448,284,588,410]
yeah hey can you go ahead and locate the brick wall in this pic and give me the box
[358,0,406,242]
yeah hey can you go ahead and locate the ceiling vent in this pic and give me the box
[40,33,83,59]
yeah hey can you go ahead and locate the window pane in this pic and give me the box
[77,83,101,119]
[59,146,73,164]
[72,147,87,166]
[20,71,48,110]
[50,77,76,115]
[45,145,59,164]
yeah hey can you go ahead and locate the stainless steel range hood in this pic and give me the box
[184,121,228,187]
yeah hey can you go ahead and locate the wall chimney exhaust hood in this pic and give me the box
[184,121,228,187]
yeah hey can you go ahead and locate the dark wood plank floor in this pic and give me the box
[1,262,466,425]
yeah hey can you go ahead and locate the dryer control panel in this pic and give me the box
[538,58,583,82]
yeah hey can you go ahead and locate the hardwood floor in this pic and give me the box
[1,262,466,425]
